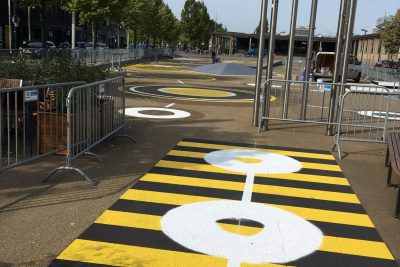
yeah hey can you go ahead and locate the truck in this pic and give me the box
[312,52,362,83]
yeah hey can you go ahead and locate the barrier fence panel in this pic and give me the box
[0,82,85,172]
[361,64,400,83]
[259,79,341,130]
[333,85,394,159]
[44,77,135,185]
[1,48,173,67]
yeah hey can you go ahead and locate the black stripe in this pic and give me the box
[77,223,398,267]
[48,259,112,267]
[80,224,201,255]
[149,167,353,194]
[109,199,381,242]
[217,218,265,228]
[292,250,398,267]
[173,145,338,165]
[133,181,366,214]
[161,156,345,177]
[182,138,333,155]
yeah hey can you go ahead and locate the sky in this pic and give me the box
[163,0,399,36]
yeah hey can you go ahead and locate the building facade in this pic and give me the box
[0,0,125,49]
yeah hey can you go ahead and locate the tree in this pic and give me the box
[180,0,211,49]
[126,0,147,48]
[210,19,227,33]
[21,0,67,46]
[160,4,180,46]
[72,0,111,48]
[382,10,400,55]
[254,19,269,36]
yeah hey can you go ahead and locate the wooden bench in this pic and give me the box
[385,132,400,219]
[0,78,23,88]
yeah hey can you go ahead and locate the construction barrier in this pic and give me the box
[259,79,339,130]
[44,77,135,185]
[0,81,85,172]
[334,86,396,159]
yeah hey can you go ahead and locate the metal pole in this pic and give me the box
[252,0,268,126]
[266,0,279,81]
[326,0,346,135]
[12,0,16,49]
[341,0,357,84]
[71,12,76,49]
[300,0,318,120]
[28,7,31,41]
[8,0,12,53]
[283,0,299,119]
[260,0,279,129]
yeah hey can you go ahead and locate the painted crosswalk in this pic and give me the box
[49,138,398,267]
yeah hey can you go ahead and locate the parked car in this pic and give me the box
[20,41,57,57]
[75,42,86,49]
[244,48,267,57]
[312,52,362,82]
[85,42,109,49]
[57,42,70,49]
[375,60,395,69]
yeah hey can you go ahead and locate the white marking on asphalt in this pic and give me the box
[165,103,176,108]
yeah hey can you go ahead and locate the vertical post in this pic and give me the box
[249,37,252,50]
[266,0,279,81]
[229,37,233,56]
[261,0,279,130]
[341,0,357,84]
[126,29,130,49]
[283,0,299,119]
[301,0,318,120]
[8,0,12,53]
[327,0,346,135]
[71,12,76,49]
[28,7,31,41]
[12,0,16,49]
[252,0,268,126]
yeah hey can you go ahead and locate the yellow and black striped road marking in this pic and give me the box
[49,138,398,267]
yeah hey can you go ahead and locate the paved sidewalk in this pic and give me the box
[0,56,399,266]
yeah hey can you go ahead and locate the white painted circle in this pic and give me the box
[161,200,323,264]
[204,149,302,174]
[358,110,400,121]
[124,107,191,119]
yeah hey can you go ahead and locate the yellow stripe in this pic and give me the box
[156,160,349,186]
[141,173,360,204]
[121,189,374,228]
[321,236,394,260]
[168,150,341,172]
[95,210,393,260]
[57,239,228,266]
[178,141,336,160]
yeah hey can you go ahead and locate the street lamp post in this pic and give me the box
[376,25,383,62]
[360,29,367,64]
[7,0,12,53]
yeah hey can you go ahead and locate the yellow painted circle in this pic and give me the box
[160,88,235,98]
[236,157,263,164]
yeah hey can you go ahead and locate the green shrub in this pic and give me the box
[0,53,109,85]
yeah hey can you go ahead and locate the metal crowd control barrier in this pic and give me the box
[259,79,342,131]
[333,85,394,159]
[361,64,400,82]
[43,77,135,185]
[0,81,85,172]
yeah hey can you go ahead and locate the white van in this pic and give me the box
[313,52,362,82]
